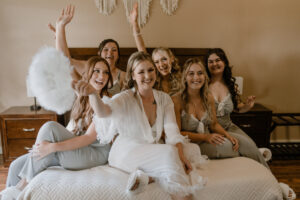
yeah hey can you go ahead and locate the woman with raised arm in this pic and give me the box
[129,3,181,96]
[172,58,268,167]
[0,56,113,199]
[77,51,206,199]
[52,5,125,95]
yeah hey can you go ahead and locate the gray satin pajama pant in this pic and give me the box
[8,121,110,183]
[199,123,269,168]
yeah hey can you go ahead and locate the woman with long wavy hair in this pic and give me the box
[172,57,268,167]
[204,49,296,199]
[203,49,264,152]
[1,56,113,199]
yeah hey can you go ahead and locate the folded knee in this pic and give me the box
[36,121,60,141]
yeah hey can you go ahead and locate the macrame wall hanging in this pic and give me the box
[94,0,117,15]
[160,0,179,15]
[123,0,152,28]
[94,0,179,26]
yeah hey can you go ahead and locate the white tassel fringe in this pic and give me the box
[123,0,152,28]
[160,0,179,15]
[94,0,117,15]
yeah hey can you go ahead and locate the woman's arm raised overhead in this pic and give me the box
[54,5,87,76]
[129,3,147,52]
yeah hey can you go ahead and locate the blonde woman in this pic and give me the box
[129,3,181,96]
[1,57,113,199]
[172,58,268,168]
[75,51,206,199]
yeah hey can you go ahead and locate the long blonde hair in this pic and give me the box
[152,47,181,95]
[181,57,211,118]
[123,51,156,90]
[70,56,113,135]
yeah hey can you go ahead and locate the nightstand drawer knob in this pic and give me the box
[23,128,35,132]
[240,124,251,128]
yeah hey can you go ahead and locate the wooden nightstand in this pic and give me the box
[0,106,57,167]
[231,103,272,148]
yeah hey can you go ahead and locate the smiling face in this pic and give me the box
[100,42,119,67]
[89,61,110,92]
[207,53,225,76]
[152,50,173,76]
[132,60,156,92]
[186,63,206,90]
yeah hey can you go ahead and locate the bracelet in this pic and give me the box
[133,32,141,36]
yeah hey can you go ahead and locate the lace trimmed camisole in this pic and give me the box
[214,94,234,129]
[181,110,211,134]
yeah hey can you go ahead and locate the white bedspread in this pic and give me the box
[18,157,282,200]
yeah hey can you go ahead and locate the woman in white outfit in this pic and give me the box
[76,51,206,199]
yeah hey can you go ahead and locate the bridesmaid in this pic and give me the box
[129,3,181,96]
[172,57,268,168]
[204,48,256,136]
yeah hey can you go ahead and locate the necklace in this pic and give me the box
[190,101,197,115]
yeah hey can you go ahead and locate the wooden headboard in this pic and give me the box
[69,48,210,71]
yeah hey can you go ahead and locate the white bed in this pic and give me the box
[18,157,282,200]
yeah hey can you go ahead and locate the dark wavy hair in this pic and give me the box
[204,48,240,110]
[98,39,121,66]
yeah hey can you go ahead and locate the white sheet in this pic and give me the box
[18,157,282,200]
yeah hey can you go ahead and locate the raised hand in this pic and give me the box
[129,2,138,26]
[245,95,255,109]
[48,23,56,39]
[237,95,256,113]
[72,80,97,96]
[56,4,75,27]
[48,5,74,38]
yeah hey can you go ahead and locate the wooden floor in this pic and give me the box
[269,159,300,199]
[0,156,299,199]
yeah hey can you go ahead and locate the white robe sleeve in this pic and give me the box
[93,93,130,144]
[163,94,187,145]
[93,96,119,144]
[66,119,75,132]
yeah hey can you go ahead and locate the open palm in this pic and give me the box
[129,3,138,25]
[56,4,75,27]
